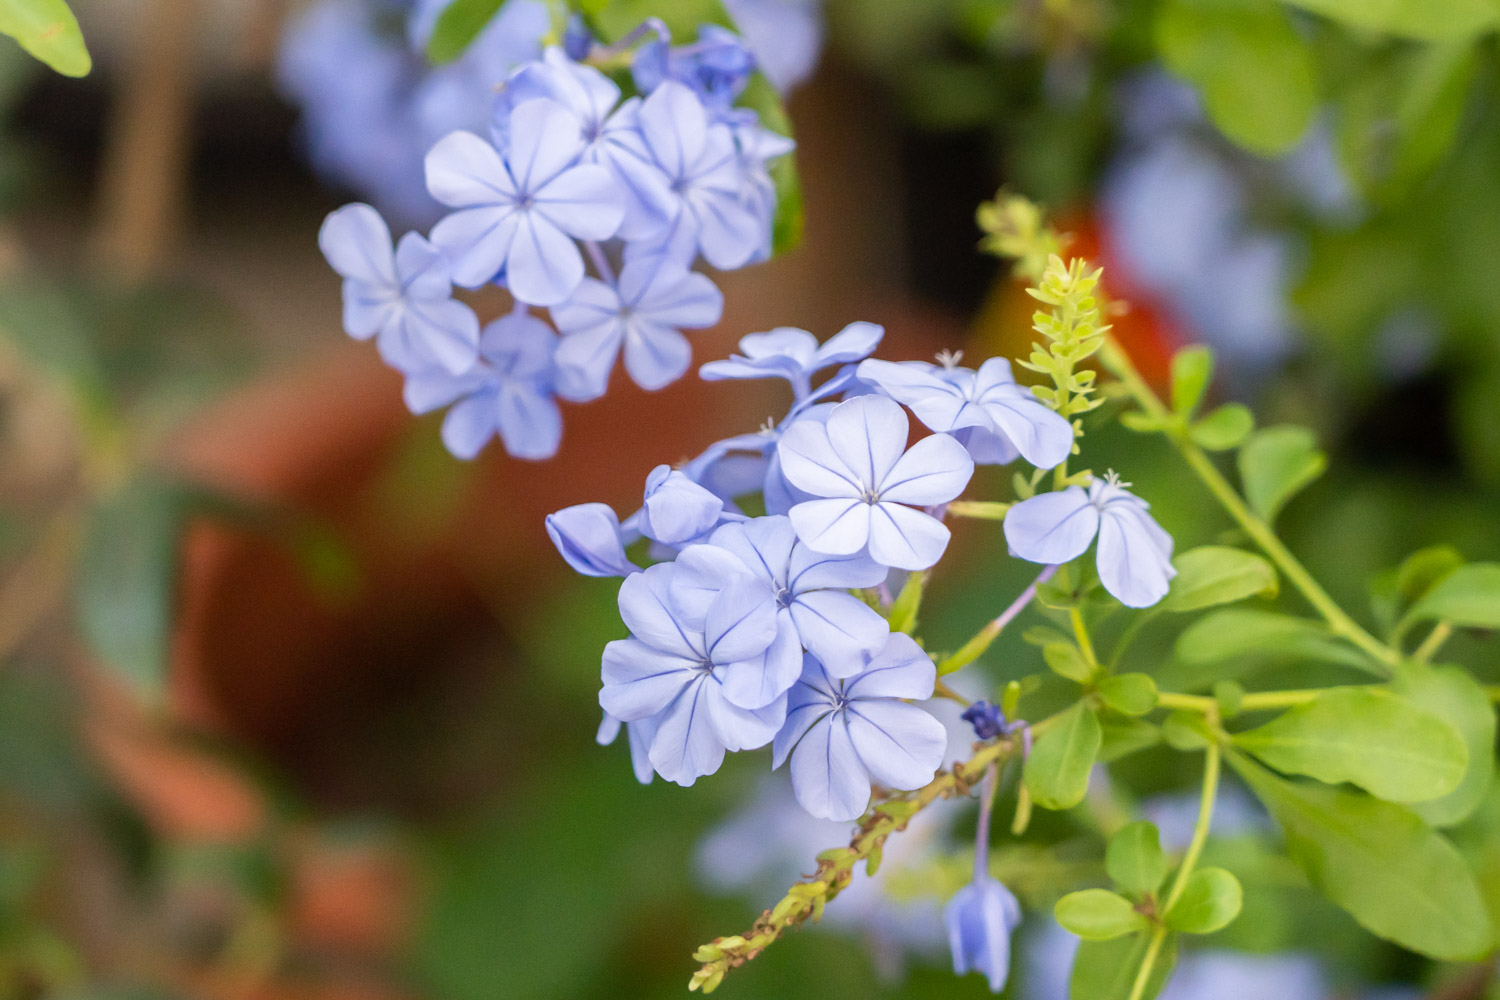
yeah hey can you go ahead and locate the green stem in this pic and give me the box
[1130,740,1221,1000]
[1127,927,1168,1000]
[1100,339,1400,674]
[1412,621,1453,664]
[1069,606,1099,671]
[1157,689,1320,714]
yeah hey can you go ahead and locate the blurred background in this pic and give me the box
[0,0,1497,998]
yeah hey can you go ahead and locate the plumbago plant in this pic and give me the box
[312,7,1500,998]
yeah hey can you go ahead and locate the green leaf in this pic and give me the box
[1393,664,1496,827]
[1097,674,1158,717]
[74,477,187,702]
[1402,563,1500,631]
[1238,425,1327,524]
[1107,821,1167,897]
[1099,717,1163,763]
[1045,642,1096,683]
[1163,546,1278,613]
[1055,889,1147,941]
[1164,867,1243,934]
[1334,42,1477,201]
[1280,0,1500,40]
[1174,608,1374,673]
[1155,0,1317,155]
[1069,932,1177,1000]
[1234,687,1466,802]
[426,0,508,64]
[0,0,89,76]
[1395,544,1466,606]
[1188,403,1254,451]
[1229,751,1493,960]
[1024,701,1101,810]
[1170,345,1213,416]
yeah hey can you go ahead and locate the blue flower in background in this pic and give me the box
[722,0,824,94]
[1003,473,1177,608]
[772,634,947,821]
[629,81,770,270]
[545,502,640,577]
[673,516,889,679]
[551,257,724,399]
[318,202,481,374]
[945,874,1022,993]
[402,310,564,460]
[425,100,625,304]
[601,563,788,786]
[858,355,1073,469]
[633,24,757,113]
[731,120,797,260]
[702,322,881,399]
[778,395,974,570]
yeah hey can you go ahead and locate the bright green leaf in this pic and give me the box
[1234,687,1466,802]
[1229,751,1493,960]
[0,0,90,76]
[1164,867,1243,934]
[1402,562,1500,631]
[1055,889,1147,941]
[1393,664,1497,827]
[1395,544,1466,606]
[1024,701,1101,810]
[1163,546,1278,613]
[1097,674,1158,717]
[1238,425,1327,524]
[1155,0,1317,155]
[1281,0,1500,40]
[1107,821,1167,897]
[1069,932,1177,1000]
[1188,403,1255,451]
[426,0,509,64]
[1044,641,1096,683]
[1170,345,1213,416]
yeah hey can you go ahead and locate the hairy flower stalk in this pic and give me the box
[688,734,1023,993]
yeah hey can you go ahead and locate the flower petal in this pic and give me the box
[649,679,726,786]
[789,714,871,821]
[776,419,861,498]
[617,562,701,659]
[789,590,888,678]
[788,498,871,555]
[877,432,974,505]
[845,632,935,700]
[1096,503,1177,608]
[536,162,625,239]
[704,574,779,664]
[717,615,802,710]
[846,699,946,790]
[814,321,883,367]
[1002,486,1100,565]
[319,203,396,285]
[825,395,908,491]
[425,130,515,207]
[867,501,951,571]
[980,383,1074,470]
[504,213,585,305]
[599,638,695,720]
[545,502,637,578]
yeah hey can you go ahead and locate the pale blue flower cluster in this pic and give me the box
[549,322,1178,826]
[316,31,796,460]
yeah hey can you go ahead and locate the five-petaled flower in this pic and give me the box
[1003,472,1177,608]
[319,203,481,374]
[426,99,625,305]
[701,321,882,399]
[600,563,787,786]
[772,633,948,821]
[402,310,564,460]
[777,394,974,570]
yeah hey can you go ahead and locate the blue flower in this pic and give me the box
[627,81,765,270]
[673,515,889,679]
[857,355,1074,469]
[722,0,824,94]
[772,634,947,821]
[402,310,563,460]
[731,119,797,260]
[550,256,723,399]
[546,502,640,577]
[638,465,728,546]
[701,322,882,399]
[945,875,1022,993]
[600,563,788,786]
[1002,472,1177,608]
[632,25,756,112]
[490,48,676,240]
[425,99,625,305]
[777,395,974,570]
[318,203,481,374]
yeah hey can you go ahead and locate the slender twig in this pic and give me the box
[936,564,1058,675]
[1099,338,1400,673]
[1413,621,1453,664]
